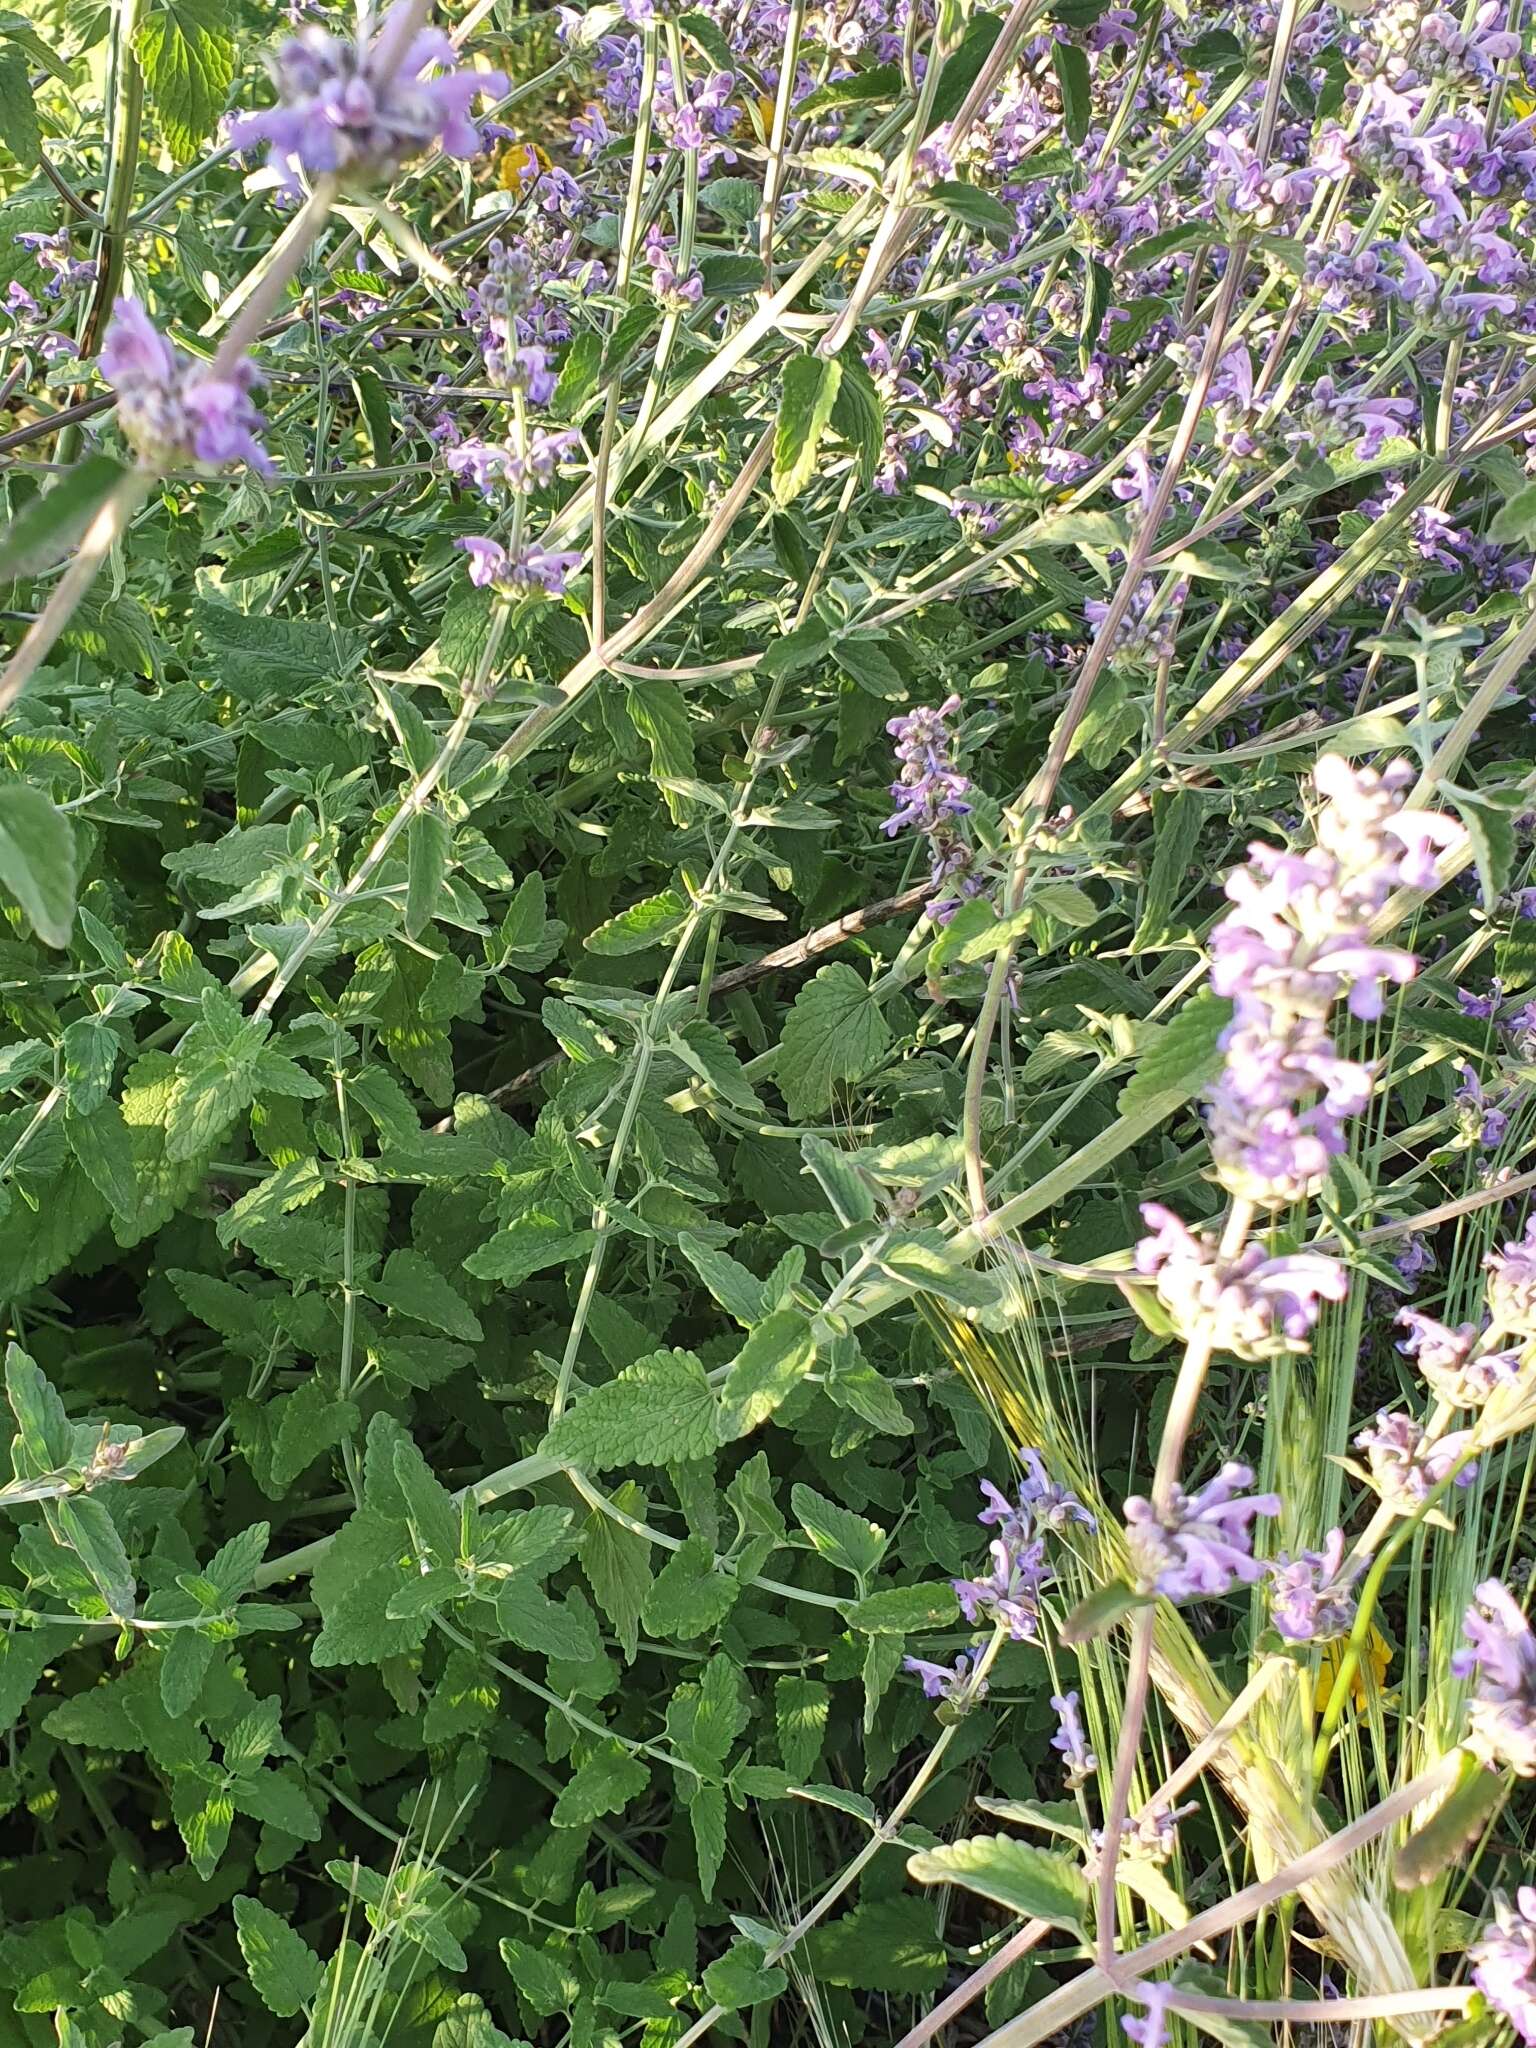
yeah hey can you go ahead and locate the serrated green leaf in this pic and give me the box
[716,1311,817,1441]
[0,457,128,582]
[136,0,236,159]
[774,354,843,507]
[542,1349,718,1469]
[777,964,890,1119]
[233,1895,324,2017]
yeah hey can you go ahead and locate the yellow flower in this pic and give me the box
[499,139,550,194]
[1314,1626,1392,1714]
[1510,86,1536,119]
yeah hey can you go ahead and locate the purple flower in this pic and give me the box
[100,297,271,475]
[1123,1981,1173,2048]
[1354,1410,1476,1509]
[1202,758,1462,1205]
[1396,1307,1520,1407]
[953,1532,1049,1642]
[1393,1233,1436,1283]
[1454,1581,1536,1775]
[1124,1463,1280,1603]
[981,1453,1096,1539]
[1134,1204,1348,1360]
[455,536,580,597]
[1487,1217,1536,1336]
[1050,1690,1097,1787]
[904,1652,985,1705]
[227,3,507,197]
[1268,1529,1362,1643]
[1470,1889,1536,2043]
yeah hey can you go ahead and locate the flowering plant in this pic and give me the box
[1,0,1536,2042]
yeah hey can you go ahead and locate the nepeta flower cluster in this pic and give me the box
[1487,1217,1536,1338]
[1125,1463,1280,1603]
[944,1461,1092,1647]
[1135,1204,1350,1361]
[1354,1409,1477,1510]
[1455,1579,1536,1775]
[883,696,983,921]
[228,3,506,197]
[455,537,580,599]
[100,299,271,476]
[1205,757,1463,1207]
[1050,1690,1097,1788]
[1471,1889,1536,2043]
[1397,1307,1522,1407]
[1267,1529,1362,1644]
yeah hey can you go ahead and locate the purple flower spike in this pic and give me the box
[904,1652,985,1706]
[1050,1690,1097,1788]
[1487,1217,1536,1337]
[1354,1410,1476,1510]
[228,3,507,197]
[1134,1203,1347,1361]
[455,536,580,597]
[1455,1581,1536,1776]
[1268,1529,1363,1644]
[100,297,271,476]
[1124,1463,1280,1603]
[1397,1308,1521,1408]
[1471,1890,1536,2044]
[1122,1981,1174,2048]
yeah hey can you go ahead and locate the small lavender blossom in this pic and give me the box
[1454,1580,1536,1775]
[1268,1529,1362,1643]
[1397,1308,1522,1407]
[1393,1233,1436,1283]
[953,1532,1049,1642]
[981,1453,1096,1538]
[1093,1800,1195,1863]
[904,1652,985,1705]
[1124,1463,1281,1603]
[1487,1216,1536,1336]
[1122,1980,1174,2048]
[100,298,271,475]
[1134,1204,1348,1361]
[1470,1890,1536,2043]
[1050,1690,1097,1788]
[1354,1410,1477,1509]
[227,4,506,197]
[455,536,580,596]
[883,696,981,920]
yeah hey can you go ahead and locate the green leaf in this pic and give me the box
[926,178,1016,241]
[1116,990,1231,1120]
[1491,480,1536,546]
[551,1741,649,1827]
[671,1018,764,1114]
[580,1480,652,1662]
[774,353,844,507]
[1053,42,1092,142]
[1394,1753,1507,1891]
[776,964,890,1118]
[405,809,451,939]
[791,1483,886,1580]
[716,1311,817,1441]
[0,783,76,947]
[135,0,237,159]
[807,1896,946,1993]
[844,1582,958,1634]
[774,1675,829,1779]
[641,1533,740,1639]
[627,679,695,824]
[829,354,884,484]
[834,635,906,698]
[0,48,39,165]
[1061,1579,1155,1645]
[1439,782,1515,904]
[366,1248,483,1342]
[585,889,689,956]
[703,1939,787,2009]
[541,1349,718,1469]
[794,62,902,116]
[233,1895,324,2018]
[5,1342,70,1471]
[907,1835,1091,1934]
[0,457,128,582]
[57,1495,136,1618]
[1133,791,1205,950]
